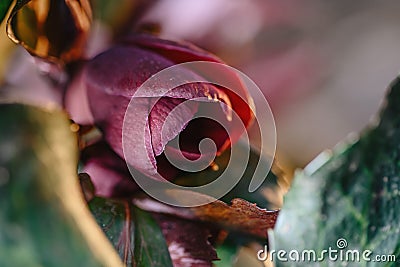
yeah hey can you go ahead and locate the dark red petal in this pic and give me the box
[121,33,222,64]
[166,100,245,161]
[64,64,94,125]
[149,98,199,156]
[84,45,232,179]
[84,45,230,101]
[154,214,218,267]
[85,45,172,98]
[105,96,158,176]
[81,141,139,198]
[122,34,254,132]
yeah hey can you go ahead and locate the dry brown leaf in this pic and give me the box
[7,0,92,63]
[133,190,279,238]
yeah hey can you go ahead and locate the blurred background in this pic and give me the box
[1,1,400,266]
[2,0,400,178]
[136,0,400,175]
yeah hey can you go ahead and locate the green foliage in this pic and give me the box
[215,243,239,267]
[273,78,400,266]
[89,198,173,267]
[0,0,12,24]
[0,104,121,267]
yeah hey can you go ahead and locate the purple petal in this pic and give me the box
[81,141,139,198]
[121,33,222,64]
[154,214,219,267]
[122,34,255,137]
[108,97,158,176]
[149,98,198,156]
[64,64,94,125]
[84,45,231,178]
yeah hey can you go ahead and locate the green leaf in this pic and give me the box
[133,207,173,267]
[272,77,400,266]
[0,104,122,267]
[215,243,239,267]
[89,198,173,267]
[89,198,135,265]
[0,0,12,24]
[91,0,137,32]
[91,0,158,37]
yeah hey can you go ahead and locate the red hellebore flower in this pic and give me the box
[67,34,254,182]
